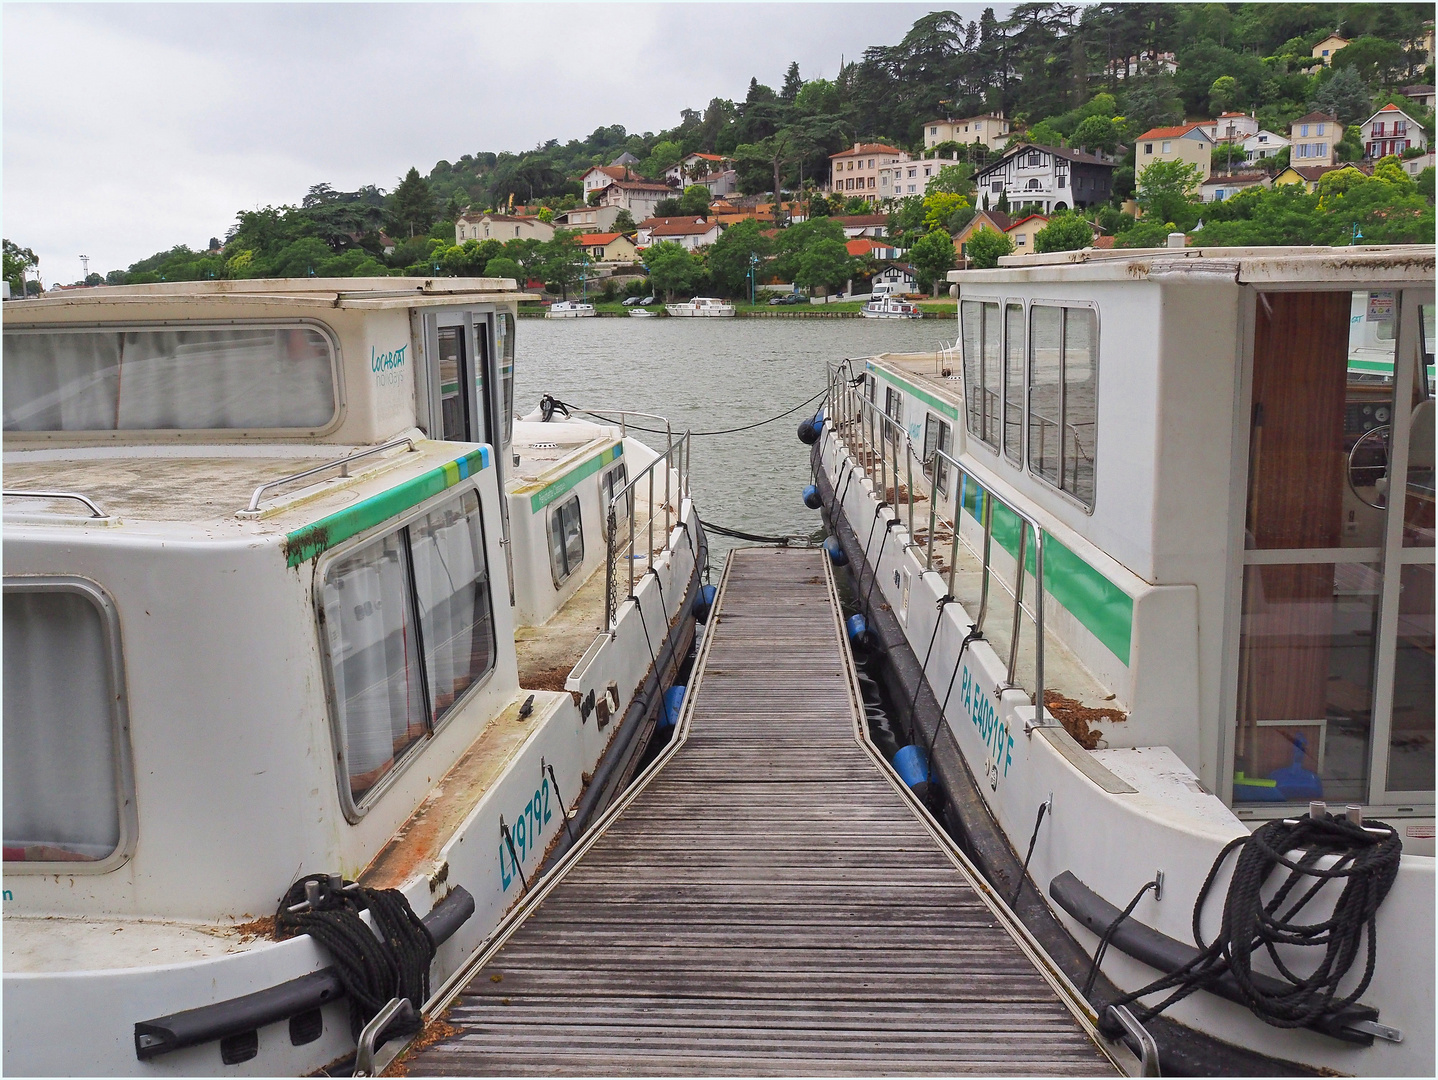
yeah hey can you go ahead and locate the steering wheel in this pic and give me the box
[1348,425,1391,509]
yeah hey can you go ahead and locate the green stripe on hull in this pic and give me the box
[867,361,960,422]
[528,443,623,513]
[959,476,1133,666]
[284,447,488,568]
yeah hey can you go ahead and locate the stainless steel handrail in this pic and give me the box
[561,405,674,447]
[604,431,692,629]
[827,363,1045,715]
[239,437,418,515]
[3,489,109,519]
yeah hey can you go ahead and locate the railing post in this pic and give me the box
[648,465,655,569]
[1007,521,1028,685]
[926,452,938,572]
[977,483,993,630]
[906,439,915,541]
[947,475,961,599]
[1033,527,1045,713]
[628,477,637,601]
[605,502,617,629]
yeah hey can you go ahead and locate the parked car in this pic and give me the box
[622,296,643,306]
[768,293,804,305]
[638,295,656,306]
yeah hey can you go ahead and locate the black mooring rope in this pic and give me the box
[1094,812,1402,1037]
[275,875,435,1038]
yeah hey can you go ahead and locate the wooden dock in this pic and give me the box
[405,547,1117,1076]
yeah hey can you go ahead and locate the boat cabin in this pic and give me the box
[888,246,1436,827]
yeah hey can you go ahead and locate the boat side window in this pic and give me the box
[320,488,495,810]
[601,464,630,537]
[497,312,516,448]
[548,495,585,587]
[960,300,1001,450]
[922,414,952,494]
[1003,303,1025,465]
[3,324,337,433]
[3,581,130,866]
[883,385,904,450]
[1028,304,1098,510]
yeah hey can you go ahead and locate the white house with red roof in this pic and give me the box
[598,179,676,219]
[829,142,909,205]
[580,165,633,201]
[846,237,899,260]
[635,216,721,251]
[1136,123,1214,180]
[1362,103,1428,160]
[575,232,638,263]
[1203,113,1259,144]
[455,212,556,244]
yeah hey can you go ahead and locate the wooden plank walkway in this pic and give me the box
[407,547,1115,1076]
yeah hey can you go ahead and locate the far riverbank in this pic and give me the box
[519,299,958,319]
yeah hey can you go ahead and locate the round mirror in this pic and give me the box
[1348,424,1391,509]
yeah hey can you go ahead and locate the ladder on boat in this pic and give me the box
[405,546,1120,1076]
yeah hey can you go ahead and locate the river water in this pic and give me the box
[514,317,957,564]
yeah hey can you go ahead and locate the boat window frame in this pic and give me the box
[959,295,1004,456]
[548,494,586,587]
[313,482,498,823]
[1025,298,1101,514]
[1,575,138,874]
[2,318,346,439]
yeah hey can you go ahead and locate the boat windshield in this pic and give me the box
[3,324,337,433]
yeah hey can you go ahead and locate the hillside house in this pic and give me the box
[1243,130,1289,162]
[880,158,956,199]
[832,214,888,238]
[1004,213,1049,253]
[554,204,627,232]
[455,213,555,244]
[1289,112,1340,166]
[635,217,721,251]
[1362,104,1428,159]
[665,152,730,186]
[1402,84,1436,110]
[580,165,632,201]
[1273,162,1370,192]
[1201,172,1271,202]
[576,232,638,263]
[951,209,1014,266]
[1136,123,1214,180]
[1312,34,1349,65]
[846,238,899,260]
[974,143,1115,213]
[829,143,908,205]
[599,179,675,219]
[1203,113,1260,143]
[922,114,1011,151]
[870,263,918,296]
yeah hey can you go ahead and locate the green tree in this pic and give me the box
[1135,159,1204,230]
[486,256,524,282]
[3,239,38,295]
[613,209,637,233]
[926,163,974,196]
[706,219,772,297]
[539,230,583,297]
[389,167,437,239]
[1115,220,1184,248]
[1033,210,1094,253]
[680,185,712,217]
[1209,75,1238,115]
[909,228,956,293]
[1124,77,1186,135]
[1418,166,1436,205]
[644,241,699,300]
[922,192,968,230]
[795,236,856,295]
[780,61,802,104]
[1071,116,1121,155]
[272,237,333,277]
[963,227,1013,269]
[653,197,684,217]
[1330,35,1407,85]
[641,139,683,180]
[1020,121,1066,148]
[1312,66,1371,127]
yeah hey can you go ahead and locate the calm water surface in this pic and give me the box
[514,317,957,564]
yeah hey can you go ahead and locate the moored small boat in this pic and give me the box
[861,295,922,319]
[664,297,734,317]
[545,300,595,318]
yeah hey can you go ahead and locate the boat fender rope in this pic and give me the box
[860,517,903,614]
[1095,811,1401,1038]
[542,759,577,844]
[930,625,984,765]
[647,568,685,689]
[537,394,570,423]
[275,875,435,1039]
[1085,876,1163,998]
[1011,798,1052,909]
[905,595,956,745]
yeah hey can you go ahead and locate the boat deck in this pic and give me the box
[402,546,1115,1076]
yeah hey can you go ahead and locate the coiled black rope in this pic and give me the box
[544,389,826,437]
[1096,812,1402,1036]
[275,875,435,1038]
[1085,876,1162,998]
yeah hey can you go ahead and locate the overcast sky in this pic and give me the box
[4,3,1010,284]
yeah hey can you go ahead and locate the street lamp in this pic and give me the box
[748,251,759,305]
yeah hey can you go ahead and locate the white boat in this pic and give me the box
[663,296,734,317]
[861,296,922,319]
[628,308,657,318]
[545,300,595,318]
[812,245,1435,1076]
[2,277,704,1075]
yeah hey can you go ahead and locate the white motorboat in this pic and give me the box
[2,277,705,1075]
[628,308,657,318]
[860,296,922,319]
[811,245,1435,1076]
[545,300,595,318]
[663,297,734,317]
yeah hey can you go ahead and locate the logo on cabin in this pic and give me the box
[372,344,407,387]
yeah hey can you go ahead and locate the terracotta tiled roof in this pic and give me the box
[1091,236,1116,249]
[1137,123,1208,140]
[1291,111,1340,126]
[652,220,718,237]
[637,216,706,230]
[978,210,1013,231]
[688,152,726,162]
[846,238,893,257]
[1202,172,1269,185]
[834,214,889,227]
[578,233,624,244]
[830,143,902,158]
[1005,214,1049,231]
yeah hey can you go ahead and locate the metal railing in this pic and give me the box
[238,437,418,516]
[826,361,1046,714]
[3,489,110,519]
[604,430,692,629]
